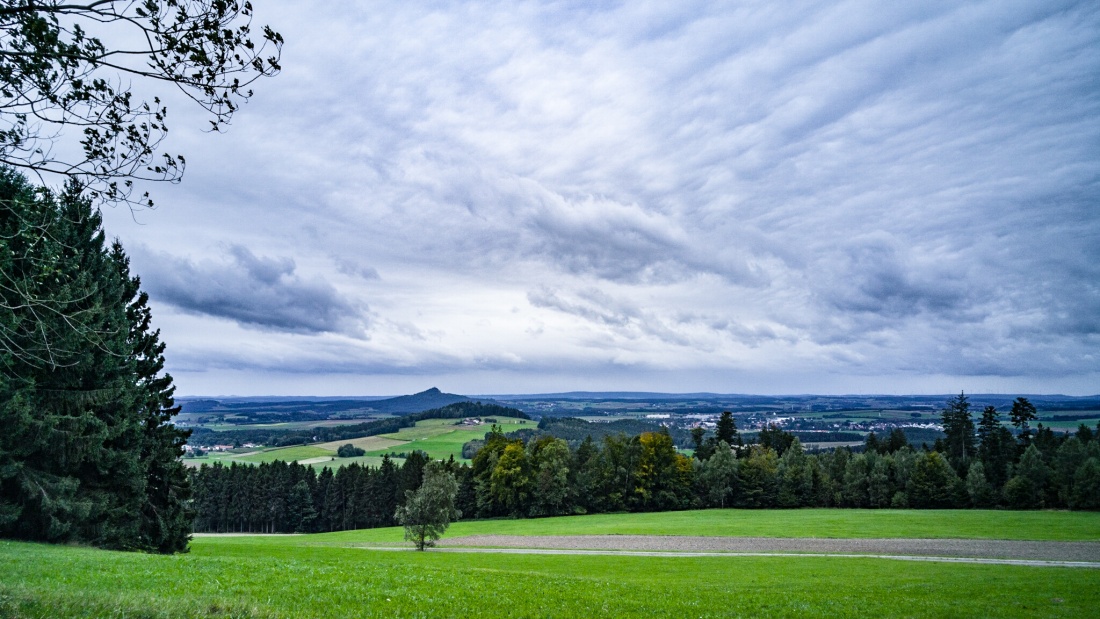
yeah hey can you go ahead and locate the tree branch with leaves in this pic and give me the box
[0,0,282,209]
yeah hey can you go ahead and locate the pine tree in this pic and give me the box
[864,432,882,455]
[867,455,896,508]
[842,453,872,508]
[112,243,193,551]
[285,480,317,533]
[883,428,909,454]
[690,426,713,461]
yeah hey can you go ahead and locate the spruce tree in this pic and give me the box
[1069,458,1100,510]
[715,411,740,447]
[940,392,976,474]
[1003,445,1050,509]
[1010,397,1038,448]
[976,404,1014,492]
[777,439,814,508]
[0,169,191,552]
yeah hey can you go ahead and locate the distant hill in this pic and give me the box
[366,387,471,414]
[178,387,473,419]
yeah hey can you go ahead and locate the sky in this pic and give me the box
[96,0,1100,397]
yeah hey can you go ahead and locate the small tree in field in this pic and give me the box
[395,461,460,551]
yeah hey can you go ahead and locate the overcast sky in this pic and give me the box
[99,0,1099,397]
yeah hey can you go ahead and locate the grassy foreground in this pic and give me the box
[2,509,1099,618]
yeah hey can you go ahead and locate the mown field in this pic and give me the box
[312,508,1100,543]
[2,510,1098,618]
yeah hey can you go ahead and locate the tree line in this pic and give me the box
[190,393,1100,533]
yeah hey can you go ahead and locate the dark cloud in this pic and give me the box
[334,258,381,281]
[815,235,971,319]
[132,245,367,336]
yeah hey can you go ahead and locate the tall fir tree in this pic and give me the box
[714,411,740,447]
[976,404,1015,492]
[940,392,976,474]
[1010,397,1038,449]
[0,169,191,552]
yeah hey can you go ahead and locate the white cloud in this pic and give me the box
[97,0,1100,395]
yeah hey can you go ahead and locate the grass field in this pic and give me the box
[1038,417,1100,431]
[314,435,405,452]
[2,509,1099,618]
[307,508,1100,544]
[234,445,334,464]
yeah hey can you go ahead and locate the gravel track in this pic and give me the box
[441,535,1100,563]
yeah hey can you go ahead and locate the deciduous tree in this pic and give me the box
[700,440,738,508]
[395,461,459,551]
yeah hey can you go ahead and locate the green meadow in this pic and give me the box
[1038,416,1100,431]
[311,508,1100,543]
[2,510,1099,618]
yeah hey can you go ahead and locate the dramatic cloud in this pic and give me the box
[133,245,368,336]
[99,0,1100,395]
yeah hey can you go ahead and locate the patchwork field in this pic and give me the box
[314,435,406,452]
[366,417,534,461]
[182,417,533,470]
[2,509,1098,618]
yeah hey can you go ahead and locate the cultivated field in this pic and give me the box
[182,417,533,470]
[366,416,534,462]
[2,510,1098,618]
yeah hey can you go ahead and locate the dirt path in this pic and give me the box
[433,535,1100,567]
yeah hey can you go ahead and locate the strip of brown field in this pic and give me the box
[441,534,1100,563]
